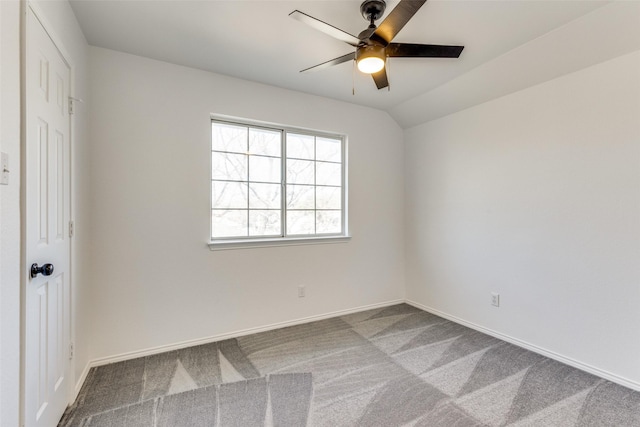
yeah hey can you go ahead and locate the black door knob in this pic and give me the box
[30,263,54,279]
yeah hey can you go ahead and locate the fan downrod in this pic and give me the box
[360,0,386,24]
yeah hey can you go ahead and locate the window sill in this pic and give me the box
[208,235,351,251]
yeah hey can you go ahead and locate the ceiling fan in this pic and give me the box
[290,0,464,90]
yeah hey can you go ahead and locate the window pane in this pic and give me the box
[316,137,341,162]
[212,119,346,242]
[287,133,314,160]
[250,155,281,183]
[286,184,314,209]
[212,181,247,209]
[249,128,281,157]
[316,210,341,234]
[287,210,315,235]
[316,161,341,186]
[212,122,247,153]
[287,159,314,185]
[212,209,248,238]
[316,186,341,210]
[212,152,247,181]
[249,183,281,209]
[249,210,281,236]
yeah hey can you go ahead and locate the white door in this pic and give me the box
[24,7,72,427]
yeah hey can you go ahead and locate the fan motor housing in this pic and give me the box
[356,44,386,62]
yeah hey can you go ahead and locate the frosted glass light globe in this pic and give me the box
[357,56,385,74]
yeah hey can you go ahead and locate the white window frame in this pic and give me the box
[208,115,350,250]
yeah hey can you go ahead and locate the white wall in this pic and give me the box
[405,50,640,388]
[0,2,89,425]
[1,2,22,426]
[87,47,405,360]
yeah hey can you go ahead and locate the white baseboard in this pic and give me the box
[405,299,640,392]
[86,299,404,369]
[73,297,640,397]
[73,361,92,400]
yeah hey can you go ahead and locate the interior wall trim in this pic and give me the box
[405,299,640,392]
[74,297,639,398]
[74,298,405,394]
[73,360,92,400]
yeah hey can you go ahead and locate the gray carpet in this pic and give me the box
[59,304,640,426]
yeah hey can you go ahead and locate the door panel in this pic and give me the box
[37,118,48,244]
[25,7,72,427]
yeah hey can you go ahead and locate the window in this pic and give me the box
[210,117,347,248]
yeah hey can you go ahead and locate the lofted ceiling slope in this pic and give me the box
[69,1,640,128]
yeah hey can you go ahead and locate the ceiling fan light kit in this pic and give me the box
[290,0,464,90]
[356,45,385,74]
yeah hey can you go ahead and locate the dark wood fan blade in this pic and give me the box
[373,0,427,45]
[387,43,464,58]
[300,52,356,73]
[290,10,360,46]
[371,68,389,90]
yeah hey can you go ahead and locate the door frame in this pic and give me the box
[20,2,77,424]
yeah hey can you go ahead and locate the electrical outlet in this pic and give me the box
[491,293,500,307]
[298,285,306,298]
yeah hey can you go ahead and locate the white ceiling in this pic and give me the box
[69,1,640,126]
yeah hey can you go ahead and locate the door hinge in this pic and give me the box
[69,220,74,238]
[68,96,84,115]
[69,343,74,360]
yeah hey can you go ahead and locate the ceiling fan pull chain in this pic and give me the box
[352,60,356,95]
